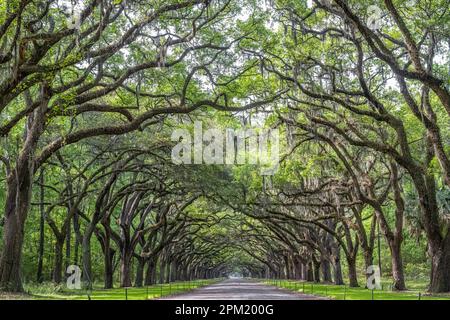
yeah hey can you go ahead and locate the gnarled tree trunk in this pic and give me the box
[429,232,450,292]
[53,239,64,284]
[347,257,359,288]
[135,257,145,287]
[120,251,133,287]
[0,92,48,292]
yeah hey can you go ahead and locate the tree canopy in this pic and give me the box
[0,0,449,295]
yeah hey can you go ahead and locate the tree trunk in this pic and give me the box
[73,210,82,266]
[293,257,302,280]
[81,227,95,289]
[165,259,171,283]
[189,267,195,281]
[390,240,406,290]
[347,258,359,287]
[36,169,45,283]
[410,169,450,292]
[120,252,133,287]
[0,179,25,292]
[104,248,115,289]
[159,256,165,284]
[144,257,157,285]
[170,260,177,282]
[0,85,49,292]
[429,232,450,292]
[182,266,189,281]
[306,262,314,282]
[0,167,33,292]
[332,255,344,285]
[284,255,291,279]
[363,250,374,283]
[135,258,145,287]
[53,240,64,284]
[321,259,332,283]
[300,263,307,281]
[313,260,321,283]
[65,220,71,272]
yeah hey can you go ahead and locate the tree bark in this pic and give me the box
[321,259,332,283]
[144,257,157,285]
[300,263,307,281]
[65,219,71,272]
[159,255,165,284]
[306,262,314,282]
[135,258,145,287]
[81,226,95,288]
[429,232,450,292]
[170,260,177,282]
[53,240,64,284]
[104,248,115,289]
[313,260,321,283]
[333,255,344,285]
[390,240,406,290]
[36,168,45,283]
[120,252,133,287]
[347,258,359,288]
[411,172,450,292]
[0,86,49,292]
[165,259,171,283]
[0,179,25,292]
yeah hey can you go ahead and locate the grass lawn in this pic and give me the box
[27,279,220,300]
[263,279,450,300]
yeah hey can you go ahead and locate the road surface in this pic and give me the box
[161,278,325,300]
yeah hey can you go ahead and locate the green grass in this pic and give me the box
[30,279,221,300]
[263,279,450,300]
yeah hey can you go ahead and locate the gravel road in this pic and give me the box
[161,278,326,300]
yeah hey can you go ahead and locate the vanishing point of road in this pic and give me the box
[161,278,325,300]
